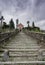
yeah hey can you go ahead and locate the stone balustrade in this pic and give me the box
[24,30,45,43]
[0,30,19,43]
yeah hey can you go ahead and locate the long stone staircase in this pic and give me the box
[0,31,45,65]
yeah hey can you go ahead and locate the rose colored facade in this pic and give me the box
[17,23,24,30]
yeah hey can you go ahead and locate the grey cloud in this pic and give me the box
[35,0,45,6]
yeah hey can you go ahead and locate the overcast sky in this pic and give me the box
[0,0,45,30]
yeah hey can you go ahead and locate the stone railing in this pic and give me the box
[24,30,45,43]
[0,30,19,43]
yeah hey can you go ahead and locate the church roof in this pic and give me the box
[17,23,24,27]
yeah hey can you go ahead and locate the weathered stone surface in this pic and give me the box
[0,31,45,65]
[24,30,45,46]
[2,31,41,61]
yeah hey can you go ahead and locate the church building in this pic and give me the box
[17,23,24,30]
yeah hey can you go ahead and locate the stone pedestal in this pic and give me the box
[38,49,43,61]
[3,50,9,61]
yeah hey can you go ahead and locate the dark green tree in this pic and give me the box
[9,19,15,29]
[16,19,19,28]
[0,16,4,28]
[27,21,30,28]
[32,22,35,28]
[2,22,7,29]
[2,22,9,29]
[16,19,19,25]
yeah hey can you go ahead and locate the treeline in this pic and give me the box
[25,21,40,32]
[2,18,15,29]
[0,15,15,30]
[0,16,40,32]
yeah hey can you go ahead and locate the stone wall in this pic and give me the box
[24,30,45,43]
[0,30,19,43]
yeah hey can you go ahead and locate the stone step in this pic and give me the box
[4,46,39,48]
[0,48,39,51]
[0,49,39,57]
[0,61,45,65]
[4,46,39,49]
[0,56,38,61]
[13,57,38,61]
[4,48,39,50]
[6,44,39,47]
[0,49,39,52]
[10,54,38,57]
[7,42,37,46]
[10,51,38,54]
[0,49,45,56]
[0,54,38,57]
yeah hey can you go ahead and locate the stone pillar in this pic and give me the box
[38,49,43,61]
[3,50,9,61]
